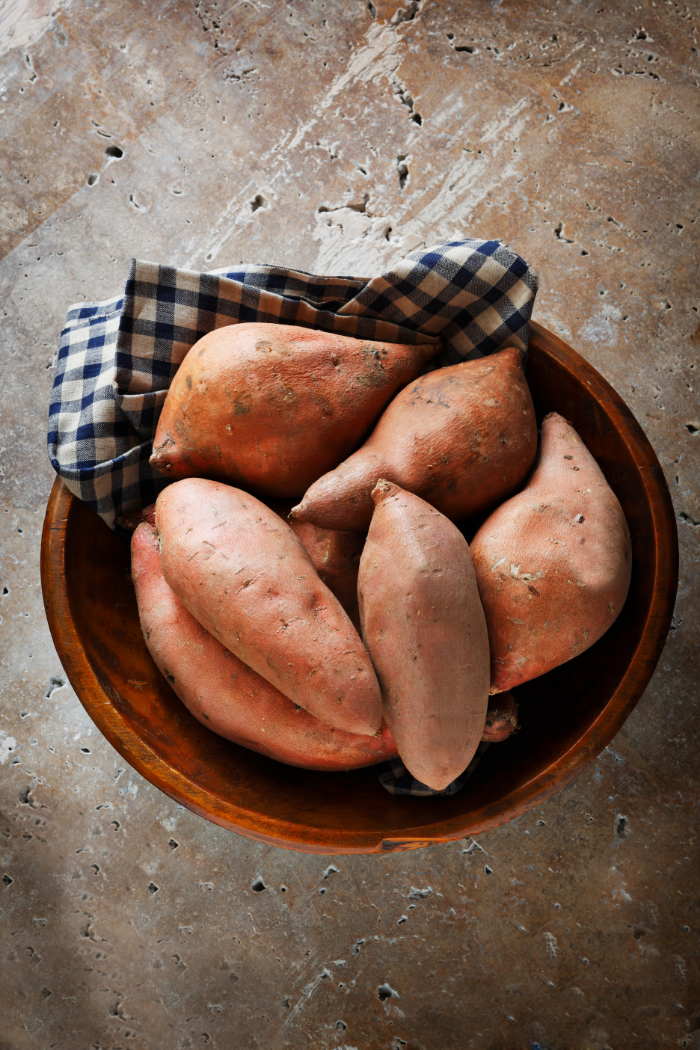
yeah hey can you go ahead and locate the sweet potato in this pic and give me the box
[131,521,397,771]
[358,480,490,791]
[291,345,537,531]
[471,412,632,693]
[156,478,382,736]
[150,322,439,498]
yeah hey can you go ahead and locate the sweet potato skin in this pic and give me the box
[155,478,382,736]
[150,322,439,498]
[290,523,363,632]
[482,691,519,742]
[292,345,537,531]
[265,498,364,633]
[471,412,633,692]
[131,522,397,770]
[358,480,490,791]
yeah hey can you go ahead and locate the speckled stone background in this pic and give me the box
[1,1,698,1047]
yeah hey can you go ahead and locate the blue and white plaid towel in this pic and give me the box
[47,238,536,798]
[48,238,537,530]
[376,742,489,797]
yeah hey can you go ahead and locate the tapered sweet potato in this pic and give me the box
[131,522,397,771]
[291,345,537,531]
[156,478,382,736]
[150,322,439,498]
[471,412,632,693]
[358,480,490,791]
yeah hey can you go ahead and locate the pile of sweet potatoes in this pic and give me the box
[128,322,631,791]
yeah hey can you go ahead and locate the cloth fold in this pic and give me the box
[376,743,489,797]
[48,238,537,528]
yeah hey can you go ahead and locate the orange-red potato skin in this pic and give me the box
[150,322,439,498]
[471,412,633,693]
[288,519,364,634]
[358,481,490,792]
[265,498,364,633]
[155,478,382,736]
[291,345,537,531]
[131,522,397,771]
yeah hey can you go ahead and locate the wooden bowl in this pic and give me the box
[41,323,678,854]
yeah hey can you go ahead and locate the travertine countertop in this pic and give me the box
[0,1,697,1047]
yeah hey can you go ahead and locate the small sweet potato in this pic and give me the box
[150,322,439,498]
[156,478,382,736]
[471,412,632,692]
[358,480,490,791]
[131,521,397,770]
[292,345,537,531]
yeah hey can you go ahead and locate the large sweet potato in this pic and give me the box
[291,345,537,531]
[471,412,632,692]
[358,480,490,791]
[131,522,397,771]
[150,322,439,498]
[156,478,382,736]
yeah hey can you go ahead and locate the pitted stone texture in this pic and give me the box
[0,1,698,1047]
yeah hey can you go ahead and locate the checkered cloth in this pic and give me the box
[48,239,537,529]
[376,742,489,797]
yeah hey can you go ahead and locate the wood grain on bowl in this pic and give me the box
[41,323,679,854]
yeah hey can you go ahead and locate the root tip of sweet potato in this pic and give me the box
[482,692,520,742]
[118,503,157,531]
[370,478,395,504]
[150,435,177,473]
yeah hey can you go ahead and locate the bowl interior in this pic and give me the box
[46,324,677,853]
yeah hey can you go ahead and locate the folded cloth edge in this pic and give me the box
[48,238,537,530]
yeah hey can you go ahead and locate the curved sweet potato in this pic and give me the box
[291,345,537,531]
[156,478,382,736]
[358,480,490,791]
[131,522,397,771]
[150,322,439,498]
[471,412,632,693]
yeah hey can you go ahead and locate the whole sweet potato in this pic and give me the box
[291,345,537,531]
[150,322,439,498]
[156,478,382,736]
[131,521,397,771]
[358,480,490,791]
[471,412,632,693]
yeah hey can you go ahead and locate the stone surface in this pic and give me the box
[0,1,698,1047]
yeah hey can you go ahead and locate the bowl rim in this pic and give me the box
[40,321,679,854]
